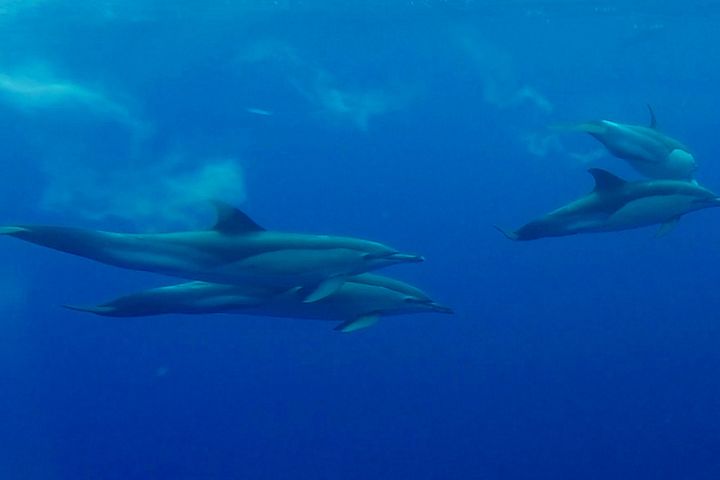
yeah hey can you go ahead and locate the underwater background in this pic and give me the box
[2,1,720,478]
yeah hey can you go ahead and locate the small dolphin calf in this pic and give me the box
[559,107,696,180]
[64,274,453,333]
[0,203,423,302]
[496,168,720,241]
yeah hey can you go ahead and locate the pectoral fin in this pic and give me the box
[656,217,679,238]
[303,276,346,303]
[335,314,379,333]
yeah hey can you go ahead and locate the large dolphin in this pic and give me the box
[496,168,720,241]
[64,273,453,333]
[0,203,423,302]
[558,107,696,180]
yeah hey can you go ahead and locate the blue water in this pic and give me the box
[2,2,720,478]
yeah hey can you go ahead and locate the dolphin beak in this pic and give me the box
[494,225,519,241]
[0,226,29,236]
[386,252,425,263]
[365,252,425,263]
[694,197,720,206]
[429,302,454,314]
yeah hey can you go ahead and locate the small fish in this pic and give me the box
[245,107,273,116]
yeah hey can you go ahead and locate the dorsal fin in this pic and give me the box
[211,201,265,233]
[588,168,627,192]
[647,104,657,129]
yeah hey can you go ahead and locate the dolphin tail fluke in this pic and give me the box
[303,276,346,303]
[63,304,116,316]
[335,314,379,333]
[494,225,519,241]
[0,226,28,236]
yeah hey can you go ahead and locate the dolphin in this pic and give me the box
[64,273,453,333]
[496,168,720,241]
[0,203,423,302]
[557,106,696,180]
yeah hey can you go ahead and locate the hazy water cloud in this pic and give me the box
[458,32,554,115]
[522,130,609,169]
[41,156,247,230]
[0,64,246,228]
[457,30,624,170]
[456,29,566,164]
[0,69,148,135]
[238,40,410,131]
[301,78,399,131]
[512,86,554,114]
[522,132,564,158]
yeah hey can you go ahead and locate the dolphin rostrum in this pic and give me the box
[0,203,423,302]
[64,273,453,333]
[558,106,697,180]
[496,168,720,241]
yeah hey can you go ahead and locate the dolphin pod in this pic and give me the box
[497,107,718,242]
[64,274,453,333]
[556,106,697,181]
[0,202,450,332]
[496,168,720,241]
[3,105,718,331]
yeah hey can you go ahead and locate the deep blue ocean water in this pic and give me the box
[2,2,720,478]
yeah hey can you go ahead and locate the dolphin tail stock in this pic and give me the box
[494,225,519,241]
[0,226,28,236]
[63,304,117,316]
